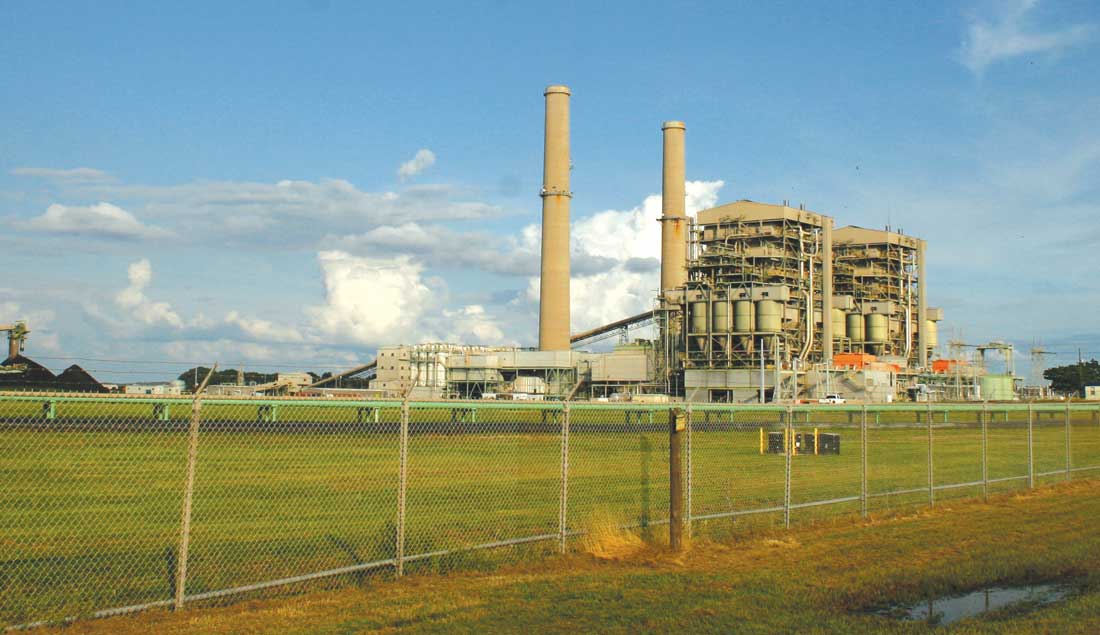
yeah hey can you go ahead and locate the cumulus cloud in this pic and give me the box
[20,202,173,240]
[397,149,436,180]
[308,251,434,346]
[523,180,725,331]
[114,259,184,328]
[440,305,506,344]
[0,301,60,354]
[305,250,512,347]
[960,0,1094,74]
[11,167,114,182]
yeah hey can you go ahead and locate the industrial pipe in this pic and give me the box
[917,239,928,368]
[538,85,572,351]
[660,121,687,296]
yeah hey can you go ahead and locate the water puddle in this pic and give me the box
[873,583,1073,627]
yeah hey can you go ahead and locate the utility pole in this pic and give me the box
[1079,348,1085,399]
[668,408,685,552]
[759,338,766,404]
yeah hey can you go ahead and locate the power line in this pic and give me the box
[28,356,366,370]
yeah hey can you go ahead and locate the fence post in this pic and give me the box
[685,403,693,540]
[981,403,988,500]
[1027,403,1035,489]
[1065,402,1072,481]
[860,405,868,518]
[396,401,409,576]
[668,407,685,551]
[174,365,216,610]
[927,403,934,507]
[558,403,570,554]
[784,406,792,529]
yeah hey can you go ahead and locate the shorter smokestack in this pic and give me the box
[660,121,687,296]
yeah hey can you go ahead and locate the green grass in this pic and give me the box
[23,479,1100,634]
[2,398,1100,627]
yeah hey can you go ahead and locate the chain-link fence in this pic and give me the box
[2,395,1100,627]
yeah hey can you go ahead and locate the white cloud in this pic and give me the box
[327,221,543,277]
[960,0,1094,74]
[524,180,725,331]
[114,258,185,328]
[20,202,172,240]
[305,250,512,347]
[440,305,506,344]
[11,167,114,182]
[73,178,500,246]
[0,301,60,355]
[397,149,437,180]
[308,251,434,346]
[224,310,305,343]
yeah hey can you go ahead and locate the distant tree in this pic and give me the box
[1043,360,1100,397]
[178,367,277,391]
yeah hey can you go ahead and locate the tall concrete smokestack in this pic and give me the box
[660,121,687,296]
[538,85,572,351]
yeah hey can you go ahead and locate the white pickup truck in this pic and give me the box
[818,394,846,404]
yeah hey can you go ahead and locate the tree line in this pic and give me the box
[1043,359,1100,397]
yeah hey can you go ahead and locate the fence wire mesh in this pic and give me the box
[185,402,401,599]
[930,407,983,503]
[1,395,1099,628]
[790,407,863,525]
[404,404,561,572]
[866,408,931,513]
[567,405,671,542]
[689,406,787,536]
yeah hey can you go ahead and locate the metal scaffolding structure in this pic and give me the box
[679,201,832,370]
[832,226,935,366]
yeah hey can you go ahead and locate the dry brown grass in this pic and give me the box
[577,512,646,560]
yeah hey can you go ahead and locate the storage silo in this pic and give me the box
[865,313,888,343]
[846,313,864,342]
[733,300,755,333]
[755,300,781,333]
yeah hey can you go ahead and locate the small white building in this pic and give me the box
[1085,386,1100,401]
[124,380,184,396]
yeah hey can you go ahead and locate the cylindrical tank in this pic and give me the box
[689,301,708,351]
[846,313,864,341]
[924,320,938,348]
[831,309,845,339]
[689,302,708,333]
[733,300,755,333]
[865,314,888,343]
[514,376,547,395]
[711,300,730,332]
[755,300,781,333]
[980,374,1015,401]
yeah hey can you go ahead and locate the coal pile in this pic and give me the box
[0,355,107,393]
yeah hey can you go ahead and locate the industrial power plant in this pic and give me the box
[299,84,1020,404]
[0,85,1037,403]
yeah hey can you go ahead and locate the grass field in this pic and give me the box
[1,397,1099,627]
[20,478,1100,634]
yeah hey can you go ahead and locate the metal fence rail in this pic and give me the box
[1,394,1099,628]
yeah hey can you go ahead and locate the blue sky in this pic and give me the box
[1,0,1097,383]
